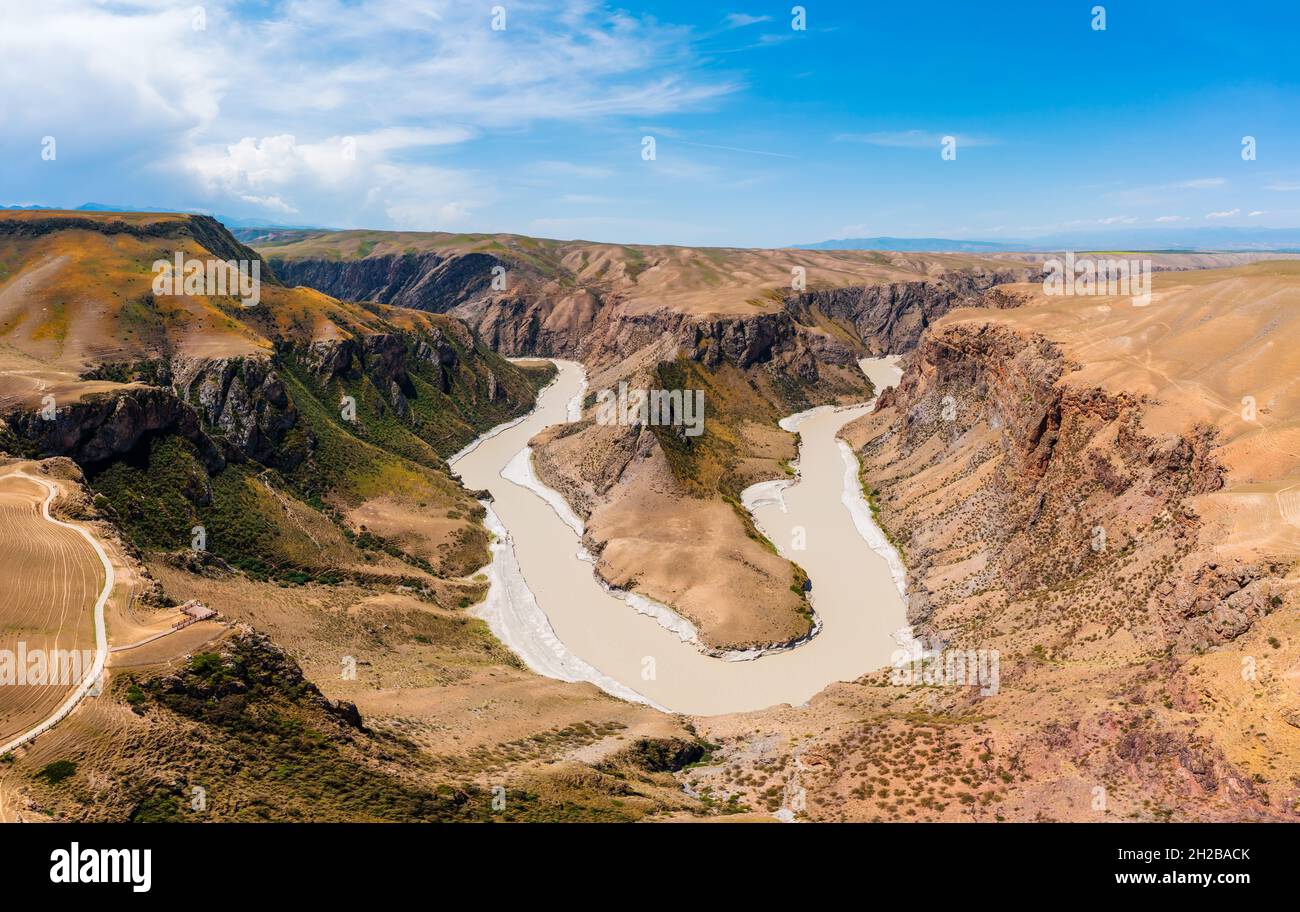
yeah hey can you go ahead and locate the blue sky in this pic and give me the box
[2,0,1298,246]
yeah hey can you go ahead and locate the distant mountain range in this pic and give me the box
[6,204,1300,253]
[795,227,1300,253]
[795,236,1019,253]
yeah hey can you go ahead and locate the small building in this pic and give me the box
[178,600,216,622]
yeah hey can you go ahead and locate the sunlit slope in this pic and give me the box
[752,259,1300,821]
[945,260,1300,566]
[254,226,1042,317]
[0,212,512,407]
[0,210,550,585]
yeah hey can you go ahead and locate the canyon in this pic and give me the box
[684,261,1300,821]
[1,210,1296,822]
[451,355,907,714]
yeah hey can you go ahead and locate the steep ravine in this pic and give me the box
[267,248,1032,367]
[853,322,1266,652]
[681,318,1294,822]
[265,249,1051,650]
[784,269,1037,354]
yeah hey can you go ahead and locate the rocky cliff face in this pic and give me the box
[266,246,1031,368]
[785,269,1037,354]
[5,320,531,487]
[269,251,499,312]
[172,356,298,469]
[769,318,1292,821]
[273,256,989,387]
[856,322,1252,650]
[682,310,1295,822]
[488,301,849,371]
[6,385,226,470]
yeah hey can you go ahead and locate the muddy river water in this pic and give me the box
[451,358,907,715]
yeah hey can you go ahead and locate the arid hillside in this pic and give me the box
[252,228,1034,647]
[684,261,1300,822]
[7,211,1298,823]
[260,228,1286,650]
[252,226,1049,361]
[0,210,550,582]
[529,253,1300,651]
[0,212,712,823]
[253,227,1292,361]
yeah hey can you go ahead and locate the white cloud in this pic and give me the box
[1249,210,1266,217]
[0,0,737,228]
[1265,181,1300,191]
[1154,215,1186,222]
[1205,208,1241,219]
[355,127,478,154]
[1177,177,1226,189]
[238,194,298,214]
[181,127,486,219]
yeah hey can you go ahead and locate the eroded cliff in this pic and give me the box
[686,264,1300,821]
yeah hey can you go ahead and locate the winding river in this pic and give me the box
[451,358,907,716]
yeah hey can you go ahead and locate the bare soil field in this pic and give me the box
[0,468,101,748]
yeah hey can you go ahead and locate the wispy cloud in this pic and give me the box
[533,161,616,180]
[834,130,998,148]
[238,194,298,214]
[1265,181,1300,191]
[1205,208,1241,219]
[723,13,772,28]
[560,193,620,205]
[1154,215,1186,222]
[674,139,795,159]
